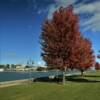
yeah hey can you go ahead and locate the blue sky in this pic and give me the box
[0,0,100,65]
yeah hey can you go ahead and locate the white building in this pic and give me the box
[0,68,4,72]
[16,65,25,71]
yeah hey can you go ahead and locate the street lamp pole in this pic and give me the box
[27,60,32,83]
[27,59,34,83]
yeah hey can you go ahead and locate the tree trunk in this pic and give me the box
[81,70,84,77]
[62,67,67,85]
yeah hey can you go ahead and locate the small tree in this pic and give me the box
[95,51,100,70]
[0,65,5,68]
[95,62,100,70]
[97,50,100,59]
[37,67,46,71]
[70,38,95,76]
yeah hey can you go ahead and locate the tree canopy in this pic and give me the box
[41,6,95,73]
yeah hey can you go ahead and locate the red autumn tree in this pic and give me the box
[69,38,95,76]
[41,6,81,69]
[40,6,95,83]
[95,62,100,70]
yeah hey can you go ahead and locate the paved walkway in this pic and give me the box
[0,79,29,88]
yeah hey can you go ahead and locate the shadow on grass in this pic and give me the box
[33,75,100,84]
[33,77,62,83]
[67,77,100,83]
[84,75,100,78]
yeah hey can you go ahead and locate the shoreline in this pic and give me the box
[0,79,33,88]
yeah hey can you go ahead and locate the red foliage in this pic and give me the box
[95,62,100,70]
[41,6,95,71]
[70,38,95,73]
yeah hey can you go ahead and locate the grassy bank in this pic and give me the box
[0,71,100,100]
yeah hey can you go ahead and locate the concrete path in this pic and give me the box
[0,79,29,88]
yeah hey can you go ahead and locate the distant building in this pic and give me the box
[15,64,37,71]
[16,65,25,71]
[0,68,4,72]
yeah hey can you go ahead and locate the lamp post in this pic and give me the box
[27,59,33,83]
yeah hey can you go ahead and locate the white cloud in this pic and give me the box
[48,4,59,19]
[74,4,95,14]
[48,0,76,19]
[10,0,100,32]
[47,0,100,32]
[74,1,100,32]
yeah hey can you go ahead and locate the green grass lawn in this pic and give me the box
[0,71,100,100]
